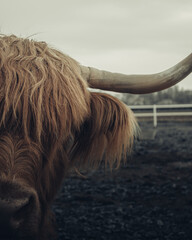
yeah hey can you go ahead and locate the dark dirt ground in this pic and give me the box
[53,122,192,240]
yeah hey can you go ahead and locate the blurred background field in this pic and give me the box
[53,117,192,240]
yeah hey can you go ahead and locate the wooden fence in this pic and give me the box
[130,104,192,127]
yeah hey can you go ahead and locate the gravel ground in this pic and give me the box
[53,122,192,240]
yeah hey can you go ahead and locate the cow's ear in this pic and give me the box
[70,92,139,170]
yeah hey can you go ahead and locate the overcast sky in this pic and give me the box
[0,0,192,90]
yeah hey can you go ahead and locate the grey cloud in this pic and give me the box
[0,0,191,89]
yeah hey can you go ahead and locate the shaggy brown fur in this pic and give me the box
[71,92,138,169]
[0,35,138,239]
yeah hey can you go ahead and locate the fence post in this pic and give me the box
[153,104,157,127]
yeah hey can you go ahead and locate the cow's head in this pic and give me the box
[0,35,191,239]
[0,35,90,239]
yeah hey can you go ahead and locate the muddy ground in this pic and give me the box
[53,122,192,240]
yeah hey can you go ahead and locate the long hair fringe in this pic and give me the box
[0,35,90,155]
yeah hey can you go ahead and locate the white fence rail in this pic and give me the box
[130,104,192,127]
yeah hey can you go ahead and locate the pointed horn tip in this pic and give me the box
[80,53,192,93]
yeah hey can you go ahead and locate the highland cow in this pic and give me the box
[0,35,191,239]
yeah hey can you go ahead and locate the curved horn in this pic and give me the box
[81,53,192,94]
